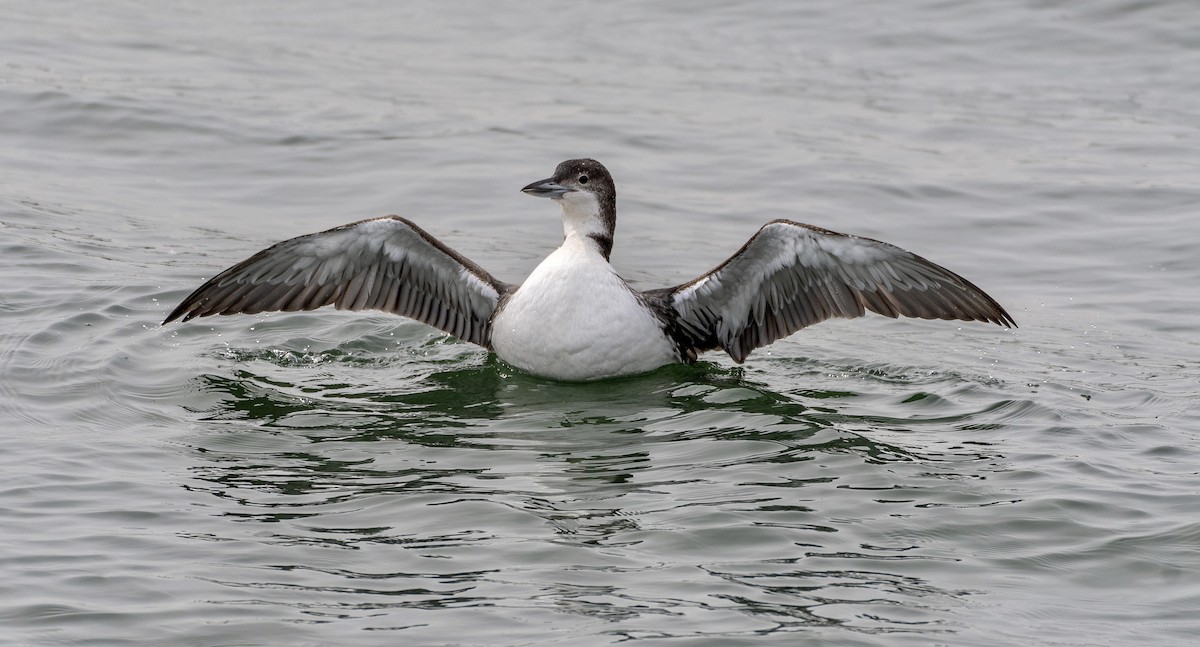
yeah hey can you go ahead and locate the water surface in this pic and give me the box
[3,2,1199,645]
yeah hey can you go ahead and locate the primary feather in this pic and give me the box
[647,220,1015,363]
[163,216,512,348]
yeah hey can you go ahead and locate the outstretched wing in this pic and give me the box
[646,219,1015,363]
[163,216,514,348]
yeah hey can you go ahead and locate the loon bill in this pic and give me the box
[164,158,1016,381]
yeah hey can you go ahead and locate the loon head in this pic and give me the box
[522,158,617,258]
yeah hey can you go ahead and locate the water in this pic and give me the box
[2,1,1199,645]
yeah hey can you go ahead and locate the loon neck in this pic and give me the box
[559,192,616,261]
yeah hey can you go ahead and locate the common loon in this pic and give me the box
[164,158,1015,381]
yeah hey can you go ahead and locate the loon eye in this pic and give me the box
[578,175,589,184]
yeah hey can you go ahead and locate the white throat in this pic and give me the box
[556,191,608,241]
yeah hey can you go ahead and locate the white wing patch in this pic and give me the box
[459,267,500,303]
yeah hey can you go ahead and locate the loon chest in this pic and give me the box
[489,241,678,380]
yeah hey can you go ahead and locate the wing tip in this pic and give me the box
[162,307,186,325]
[981,296,1017,330]
[162,309,196,325]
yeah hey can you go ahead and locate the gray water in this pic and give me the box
[3,2,1199,645]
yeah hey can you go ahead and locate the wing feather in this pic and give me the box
[163,216,513,348]
[653,219,1015,363]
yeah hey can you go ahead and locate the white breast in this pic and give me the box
[490,239,678,381]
